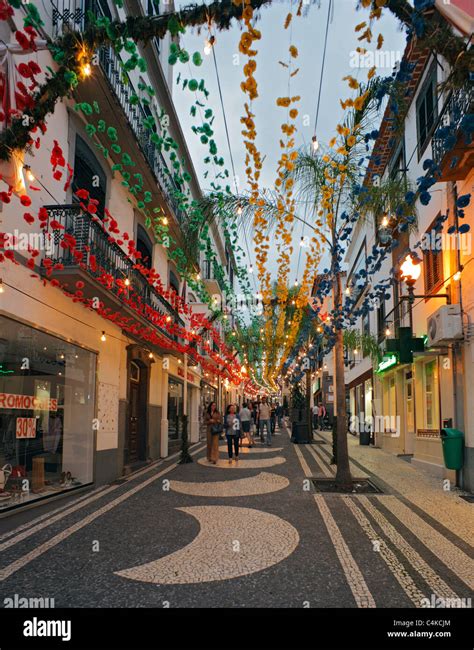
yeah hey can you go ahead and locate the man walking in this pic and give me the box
[318,402,327,431]
[276,402,283,429]
[258,397,272,446]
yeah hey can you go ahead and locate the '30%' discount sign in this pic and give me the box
[16,417,37,439]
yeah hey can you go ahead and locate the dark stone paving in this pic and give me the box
[0,428,471,608]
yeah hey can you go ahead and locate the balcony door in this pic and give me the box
[72,135,107,218]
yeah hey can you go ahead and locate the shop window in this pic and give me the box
[0,316,96,512]
[423,360,439,430]
[416,62,437,159]
[423,217,443,294]
[168,378,183,440]
[72,135,107,218]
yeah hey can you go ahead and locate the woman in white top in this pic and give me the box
[239,401,254,448]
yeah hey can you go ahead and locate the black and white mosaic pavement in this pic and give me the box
[0,423,472,608]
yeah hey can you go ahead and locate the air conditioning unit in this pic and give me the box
[427,304,463,347]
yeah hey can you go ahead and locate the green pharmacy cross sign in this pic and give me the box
[380,326,426,367]
[376,354,398,374]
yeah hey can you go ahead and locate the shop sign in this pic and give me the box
[177,368,195,383]
[376,354,398,373]
[16,417,37,439]
[0,393,58,411]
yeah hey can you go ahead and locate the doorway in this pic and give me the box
[126,360,148,464]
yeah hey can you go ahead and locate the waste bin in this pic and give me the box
[440,428,464,470]
[291,422,311,444]
[359,428,371,446]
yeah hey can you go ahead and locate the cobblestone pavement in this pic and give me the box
[0,423,472,608]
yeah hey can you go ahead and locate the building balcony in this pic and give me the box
[432,86,474,181]
[41,204,184,344]
[51,0,186,225]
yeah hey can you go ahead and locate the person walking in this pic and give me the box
[312,403,320,430]
[276,402,283,429]
[318,402,327,431]
[258,397,272,446]
[225,404,241,463]
[251,401,259,440]
[240,400,254,448]
[270,402,276,435]
[205,402,222,464]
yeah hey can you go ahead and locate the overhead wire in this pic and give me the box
[211,41,259,293]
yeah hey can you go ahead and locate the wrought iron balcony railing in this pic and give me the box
[51,0,186,224]
[432,85,474,167]
[42,204,184,337]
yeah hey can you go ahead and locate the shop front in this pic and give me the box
[347,369,374,442]
[0,315,96,512]
[375,351,447,468]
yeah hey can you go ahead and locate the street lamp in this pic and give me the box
[400,253,422,294]
[400,253,421,330]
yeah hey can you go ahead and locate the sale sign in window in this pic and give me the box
[16,417,37,439]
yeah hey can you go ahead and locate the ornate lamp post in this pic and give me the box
[400,253,422,331]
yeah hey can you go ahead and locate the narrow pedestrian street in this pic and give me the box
[1,422,471,609]
[1,0,473,645]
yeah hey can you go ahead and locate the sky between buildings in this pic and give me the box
[173,0,408,289]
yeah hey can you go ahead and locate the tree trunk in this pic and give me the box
[306,368,313,441]
[333,272,352,487]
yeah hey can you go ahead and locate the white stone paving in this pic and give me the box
[197,456,286,469]
[170,471,289,497]
[115,506,300,584]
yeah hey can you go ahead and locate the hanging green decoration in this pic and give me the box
[192,52,203,67]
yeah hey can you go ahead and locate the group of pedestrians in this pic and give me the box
[204,397,285,464]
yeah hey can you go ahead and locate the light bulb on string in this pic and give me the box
[312,135,319,152]
[81,62,92,77]
[23,165,35,182]
[248,264,253,273]
[204,35,215,55]
[100,331,106,342]
[0,279,4,294]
